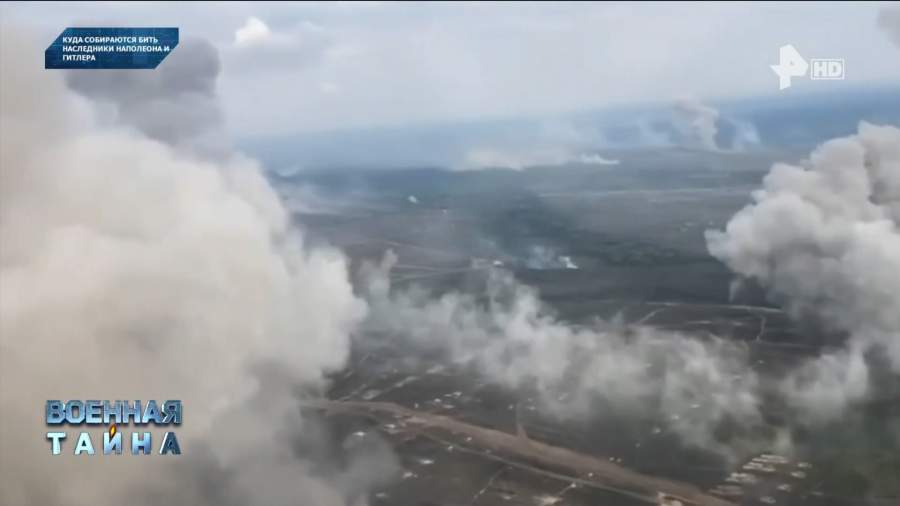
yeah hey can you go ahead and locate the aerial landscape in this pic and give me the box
[1,3,900,506]
[278,144,899,505]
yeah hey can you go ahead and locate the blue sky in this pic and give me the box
[4,1,899,138]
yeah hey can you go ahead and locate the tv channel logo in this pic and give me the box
[771,45,845,90]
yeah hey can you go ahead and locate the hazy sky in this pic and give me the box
[4,1,899,138]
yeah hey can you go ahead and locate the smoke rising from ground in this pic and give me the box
[360,252,763,456]
[357,123,900,457]
[461,147,619,170]
[456,98,740,170]
[673,97,721,151]
[459,120,618,170]
[707,122,900,420]
[0,27,394,506]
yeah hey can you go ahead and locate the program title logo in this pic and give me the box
[46,400,181,456]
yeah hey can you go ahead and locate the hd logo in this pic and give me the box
[771,44,845,90]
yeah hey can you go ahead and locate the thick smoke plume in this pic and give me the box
[0,27,394,506]
[360,252,762,455]
[65,38,229,158]
[707,122,900,420]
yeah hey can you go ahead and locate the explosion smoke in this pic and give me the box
[707,122,900,420]
[360,252,763,456]
[0,27,393,506]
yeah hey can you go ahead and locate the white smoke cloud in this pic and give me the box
[461,147,618,170]
[0,27,392,506]
[360,252,762,456]
[65,38,228,159]
[707,122,900,421]
[459,98,735,171]
[673,97,720,151]
[523,245,579,270]
[578,153,621,166]
[459,119,619,170]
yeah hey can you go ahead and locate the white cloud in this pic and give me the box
[234,16,272,47]
[228,16,331,73]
